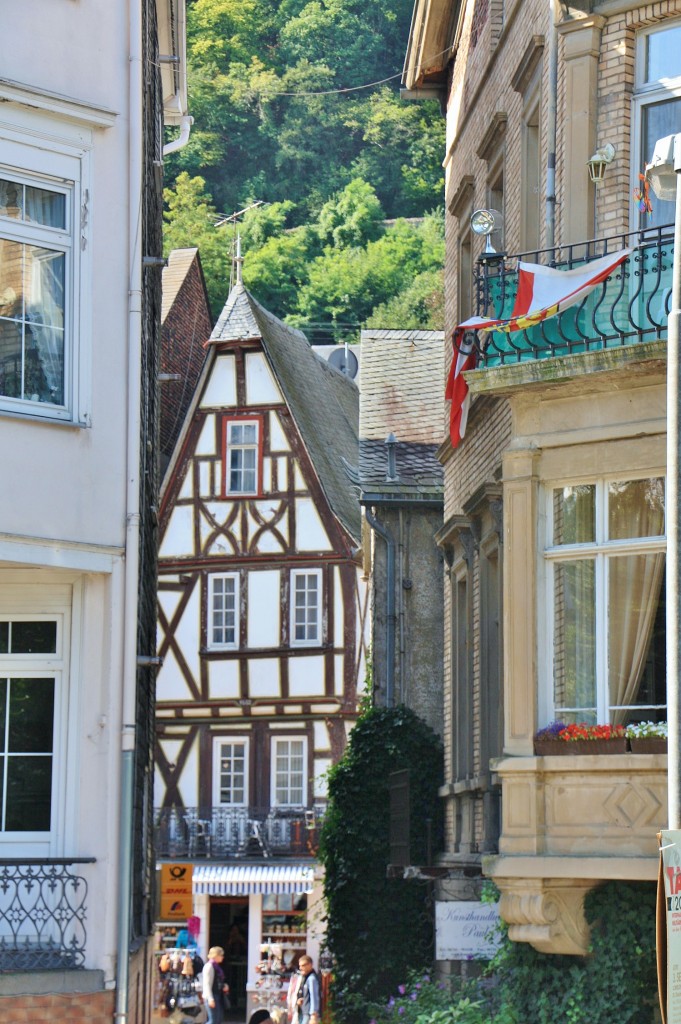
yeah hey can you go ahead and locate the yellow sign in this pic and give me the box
[160,863,193,920]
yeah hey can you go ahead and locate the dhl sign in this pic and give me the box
[160,863,193,920]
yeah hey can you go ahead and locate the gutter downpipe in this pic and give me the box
[365,507,396,708]
[115,1,143,1021]
[546,0,559,249]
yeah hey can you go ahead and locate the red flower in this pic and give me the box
[559,723,626,741]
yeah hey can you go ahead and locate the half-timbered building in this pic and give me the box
[154,273,368,1018]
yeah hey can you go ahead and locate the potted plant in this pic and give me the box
[626,721,668,754]
[533,722,628,755]
[533,721,568,755]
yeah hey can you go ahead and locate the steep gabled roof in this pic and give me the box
[162,248,199,323]
[208,283,361,543]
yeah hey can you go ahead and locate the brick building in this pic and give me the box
[405,0,675,959]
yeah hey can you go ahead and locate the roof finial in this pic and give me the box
[235,233,243,286]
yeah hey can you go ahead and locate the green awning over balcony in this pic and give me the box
[193,864,315,895]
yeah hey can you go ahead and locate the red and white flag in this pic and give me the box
[446,248,631,447]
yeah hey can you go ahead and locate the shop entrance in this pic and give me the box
[209,897,249,1017]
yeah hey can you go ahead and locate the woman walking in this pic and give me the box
[202,946,229,1024]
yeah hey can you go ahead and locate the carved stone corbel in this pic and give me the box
[497,877,595,955]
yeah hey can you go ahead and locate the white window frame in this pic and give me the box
[0,116,91,426]
[290,568,322,647]
[224,417,260,496]
[0,581,77,859]
[631,20,681,230]
[270,735,307,808]
[540,474,666,725]
[207,572,240,650]
[212,736,249,807]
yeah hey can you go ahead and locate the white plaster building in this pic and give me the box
[0,2,187,1021]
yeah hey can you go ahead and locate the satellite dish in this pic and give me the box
[328,346,359,379]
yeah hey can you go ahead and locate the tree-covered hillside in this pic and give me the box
[164,0,445,333]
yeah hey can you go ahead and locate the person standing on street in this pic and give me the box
[296,954,320,1024]
[202,945,228,1024]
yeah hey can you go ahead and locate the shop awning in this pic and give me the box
[193,864,315,896]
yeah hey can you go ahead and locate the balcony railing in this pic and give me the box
[155,806,325,860]
[0,858,94,971]
[472,223,674,366]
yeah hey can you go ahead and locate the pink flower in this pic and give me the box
[397,985,406,995]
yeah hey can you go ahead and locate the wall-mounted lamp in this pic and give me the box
[470,208,505,260]
[587,143,615,185]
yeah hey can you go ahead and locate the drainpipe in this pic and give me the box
[115,1,143,1021]
[163,114,193,157]
[546,0,559,249]
[365,507,396,708]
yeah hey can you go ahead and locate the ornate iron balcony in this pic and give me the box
[0,858,94,971]
[155,806,325,860]
[472,224,674,366]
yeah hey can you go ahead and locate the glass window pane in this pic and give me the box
[5,755,52,831]
[553,485,595,544]
[243,469,256,492]
[8,678,54,753]
[0,678,5,737]
[24,186,66,229]
[0,179,23,219]
[608,478,665,540]
[645,25,681,82]
[0,624,7,653]
[243,424,257,443]
[642,98,681,229]
[11,621,57,654]
[553,560,596,717]
[230,424,243,444]
[608,553,666,722]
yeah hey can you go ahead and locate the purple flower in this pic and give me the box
[397,985,406,996]
[422,976,430,983]
[438,983,446,990]
[415,984,421,990]
[398,1008,405,1016]
[388,997,395,1008]
[534,720,566,741]
[410,993,417,1001]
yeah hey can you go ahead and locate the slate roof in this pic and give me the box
[359,329,445,444]
[208,283,361,543]
[355,329,444,501]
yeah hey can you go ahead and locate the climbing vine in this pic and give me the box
[319,705,444,1023]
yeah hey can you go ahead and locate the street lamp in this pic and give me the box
[647,133,681,828]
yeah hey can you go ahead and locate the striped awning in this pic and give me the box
[193,864,315,896]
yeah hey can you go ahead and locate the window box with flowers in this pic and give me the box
[626,721,668,754]
[533,722,628,755]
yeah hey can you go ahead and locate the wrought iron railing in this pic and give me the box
[471,223,674,366]
[0,858,94,971]
[155,806,324,860]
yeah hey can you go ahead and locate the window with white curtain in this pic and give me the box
[271,736,306,807]
[633,22,681,229]
[0,120,88,424]
[544,477,666,726]
[224,418,260,495]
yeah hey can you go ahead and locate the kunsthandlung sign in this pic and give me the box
[435,900,501,960]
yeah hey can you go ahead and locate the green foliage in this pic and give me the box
[162,172,230,318]
[367,972,484,1024]
[319,706,444,1023]
[317,179,384,249]
[487,881,657,1024]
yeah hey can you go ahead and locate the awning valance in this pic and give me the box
[193,864,315,896]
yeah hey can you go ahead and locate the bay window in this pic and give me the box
[545,477,666,725]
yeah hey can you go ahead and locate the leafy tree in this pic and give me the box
[366,268,445,330]
[162,172,230,317]
[317,178,384,248]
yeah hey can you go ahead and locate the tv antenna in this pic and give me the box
[215,200,266,289]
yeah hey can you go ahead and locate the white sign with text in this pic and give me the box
[435,901,501,960]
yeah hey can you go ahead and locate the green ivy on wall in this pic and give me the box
[319,705,444,1023]
[488,881,658,1024]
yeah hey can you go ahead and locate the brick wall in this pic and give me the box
[2,990,115,1023]
[160,257,212,461]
